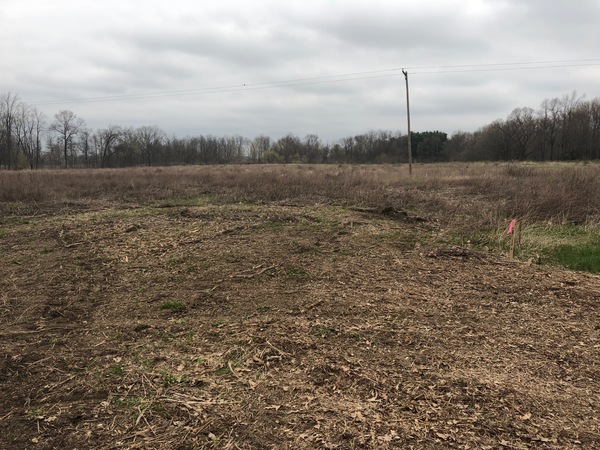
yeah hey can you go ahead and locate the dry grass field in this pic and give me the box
[1,163,599,449]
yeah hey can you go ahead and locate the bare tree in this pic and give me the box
[275,133,303,163]
[78,127,93,167]
[137,125,165,166]
[49,110,85,168]
[14,103,46,169]
[117,127,142,166]
[506,107,538,160]
[488,120,512,160]
[44,134,61,166]
[95,125,123,168]
[304,134,321,163]
[249,135,271,163]
[590,98,600,160]
[225,135,247,163]
[537,98,561,160]
[557,91,584,160]
[0,92,21,169]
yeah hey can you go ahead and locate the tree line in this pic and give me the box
[1,91,598,169]
[446,92,600,161]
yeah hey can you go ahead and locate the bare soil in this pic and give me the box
[1,199,599,449]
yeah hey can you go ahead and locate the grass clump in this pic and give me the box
[160,301,186,311]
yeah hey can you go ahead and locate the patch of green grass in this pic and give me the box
[160,370,178,388]
[522,224,600,273]
[544,245,600,273]
[527,224,591,241]
[111,364,124,375]
[47,337,60,346]
[27,407,44,419]
[459,223,600,274]
[160,301,186,310]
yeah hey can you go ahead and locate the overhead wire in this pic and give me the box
[411,62,600,75]
[404,57,600,70]
[31,58,600,106]
[32,67,405,105]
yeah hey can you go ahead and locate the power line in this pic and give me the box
[30,58,600,106]
[411,62,600,75]
[33,72,406,105]
[405,57,600,70]
[32,69,405,105]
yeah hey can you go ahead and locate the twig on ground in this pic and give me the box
[231,264,279,279]
[64,241,87,248]
[266,340,290,356]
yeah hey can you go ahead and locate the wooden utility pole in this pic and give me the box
[402,69,413,176]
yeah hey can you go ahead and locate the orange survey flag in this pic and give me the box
[507,219,516,235]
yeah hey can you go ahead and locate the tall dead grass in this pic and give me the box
[1,162,599,227]
[461,163,600,225]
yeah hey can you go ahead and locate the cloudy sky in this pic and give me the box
[1,0,599,141]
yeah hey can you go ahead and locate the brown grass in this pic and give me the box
[2,162,599,227]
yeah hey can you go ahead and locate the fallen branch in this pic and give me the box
[231,264,278,280]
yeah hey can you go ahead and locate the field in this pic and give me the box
[1,163,599,449]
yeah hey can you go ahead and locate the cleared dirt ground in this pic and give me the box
[1,196,599,449]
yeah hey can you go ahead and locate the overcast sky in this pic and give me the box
[1,0,599,141]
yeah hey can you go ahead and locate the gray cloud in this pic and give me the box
[1,0,599,141]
